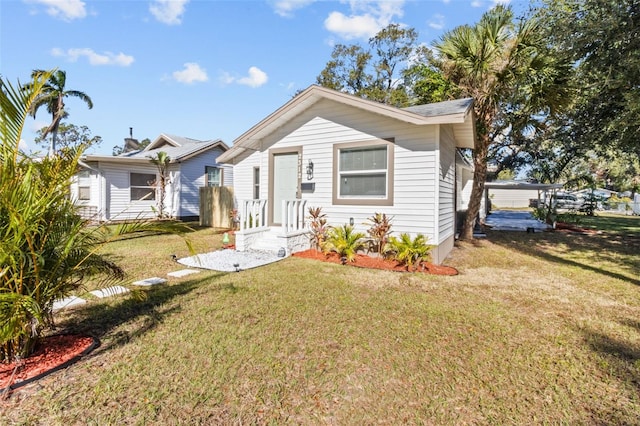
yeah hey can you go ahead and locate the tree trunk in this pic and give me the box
[460,136,489,240]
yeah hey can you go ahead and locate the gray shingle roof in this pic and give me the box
[403,98,473,117]
[118,136,226,162]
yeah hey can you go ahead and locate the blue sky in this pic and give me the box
[1,0,526,155]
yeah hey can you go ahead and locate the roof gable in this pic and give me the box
[217,85,475,163]
[84,136,229,164]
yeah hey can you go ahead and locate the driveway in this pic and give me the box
[484,210,551,232]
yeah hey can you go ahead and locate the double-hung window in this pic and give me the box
[77,170,91,201]
[205,166,222,187]
[130,172,156,201]
[333,140,394,206]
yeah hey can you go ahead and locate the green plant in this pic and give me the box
[385,233,433,271]
[149,151,170,218]
[365,212,393,256]
[0,72,192,363]
[307,206,330,251]
[321,224,365,263]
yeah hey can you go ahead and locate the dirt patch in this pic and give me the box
[292,249,458,276]
[1,335,95,392]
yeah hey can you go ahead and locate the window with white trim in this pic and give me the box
[205,166,221,187]
[332,139,394,206]
[130,172,156,201]
[77,170,91,201]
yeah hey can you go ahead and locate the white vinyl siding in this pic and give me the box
[230,98,440,239]
[438,124,456,242]
[178,147,231,219]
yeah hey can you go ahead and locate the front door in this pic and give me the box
[271,152,299,225]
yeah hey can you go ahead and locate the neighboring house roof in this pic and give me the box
[217,85,476,164]
[485,180,563,191]
[83,134,229,164]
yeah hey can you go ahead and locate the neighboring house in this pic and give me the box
[216,85,476,264]
[72,134,231,221]
[486,180,563,209]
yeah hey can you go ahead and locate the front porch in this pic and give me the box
[234,199,310,255]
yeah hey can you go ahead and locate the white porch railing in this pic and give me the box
[281,199,307,234]
[238,199,268,231]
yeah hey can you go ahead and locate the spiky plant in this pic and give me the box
[0,72,192,362]
[385,233,433,271]
[307,206,330,251]
[364,212,393,256]
[321,224,366,263]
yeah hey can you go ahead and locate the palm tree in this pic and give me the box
[1,72,193,362]
[27,69,93,157]
[433,5,571,239]
[149,151,171,218]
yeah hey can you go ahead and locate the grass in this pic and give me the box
[2,218,640,424]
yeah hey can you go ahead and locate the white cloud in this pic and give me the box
[19,139,29,152]
[270,0,315,18]
[150,0,189,25]
[324,0,405,40]
[238,67,269,88]
[471,0,483,7]
[220,67,269,88]
[428,13,445,30]
[26,0,87,21]
[51,47,134,66]
[172,63,208,84]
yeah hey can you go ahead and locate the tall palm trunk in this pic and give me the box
[461,135,489,239]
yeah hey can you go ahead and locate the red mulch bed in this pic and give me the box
[1,335,96,392]
[555,222,601,234]
[293,249,458,276]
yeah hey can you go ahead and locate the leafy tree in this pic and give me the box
[433,5,572,239]
[34,122,102,154]
[316,24,420,106]
[149,151,171,218]
[537,0,640,159]
[0,72,192,363]
[24,69,93,157]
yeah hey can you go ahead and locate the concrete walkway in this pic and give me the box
[484,210,551,232]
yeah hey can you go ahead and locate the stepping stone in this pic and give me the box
[167,269,200,278]
[53,296,87,311]
[132,277,167,286]
[90,285,130,298]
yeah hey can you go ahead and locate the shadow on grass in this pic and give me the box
[487,230,640,286]
[55,273,231,354]
[580,321,640,415]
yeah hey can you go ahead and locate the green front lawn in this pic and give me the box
[2,219,639,424]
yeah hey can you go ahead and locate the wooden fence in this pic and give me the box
[199,186,234,228]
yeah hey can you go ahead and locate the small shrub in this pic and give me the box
[385,233,433,271]
[321,224,366,263]
[365,213,393,256]
[307,207,330,251]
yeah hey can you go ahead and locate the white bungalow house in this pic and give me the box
[72,134,232,221]
[217,85,476,264]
